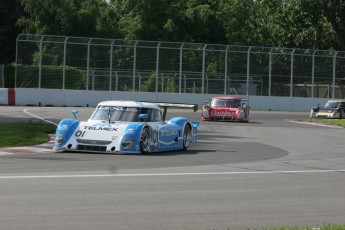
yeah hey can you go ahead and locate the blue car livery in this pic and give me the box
[54,101,199,154]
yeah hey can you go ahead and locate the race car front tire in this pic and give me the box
[140,127,150,153]
[182,124,192,150]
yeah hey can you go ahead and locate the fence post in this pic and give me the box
[38,35,44,89]
[133,41,138,91]
[156,42,161,93]
[109,40,114,92]
[86,39,91,90]
[15,34,19,88]
[246,47,252,97]
[311,50,317,98]
[290,49,295,97]
[224,46,229,95]
[269,48,272,96]
[332,51,338,99]
[202,44,207,95]
[179,43,184,94]
[63,36,68,90]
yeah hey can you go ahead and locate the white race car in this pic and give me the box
[310,99,345,119]
[54,101,199,154]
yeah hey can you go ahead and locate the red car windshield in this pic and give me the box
[211,99,241,107]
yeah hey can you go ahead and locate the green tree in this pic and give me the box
[14,0,345,51]
[0,0,23,63]
[300,0,345,51]
[114,0,225,43]
[17,0,120,38]
[218,0,296,47]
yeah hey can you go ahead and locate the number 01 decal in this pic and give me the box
[75,131,86,137]
[153,129,158,146]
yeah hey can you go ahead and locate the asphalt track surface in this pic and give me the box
[0,106,344,230]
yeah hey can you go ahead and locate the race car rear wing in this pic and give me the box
[155,103,198,122]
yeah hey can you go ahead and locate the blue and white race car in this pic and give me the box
[54,101,199,154]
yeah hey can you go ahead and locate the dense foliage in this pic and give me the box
[0,0,23,64]
[1,0,345,65]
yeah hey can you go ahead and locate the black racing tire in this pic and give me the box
[182,124,192,150]
[140,127,150,153]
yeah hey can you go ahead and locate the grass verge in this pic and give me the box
[303,119,345,128]
[0,123,56,148]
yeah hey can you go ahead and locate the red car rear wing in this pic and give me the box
[155,102,198,122]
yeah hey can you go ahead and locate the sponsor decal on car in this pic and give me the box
[83,126,118,131]
[160,129,178,136]
[320,109,333,113]
[211,111,235,116]
[159,143,182,149]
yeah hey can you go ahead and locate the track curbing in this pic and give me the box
[0,134,55,155]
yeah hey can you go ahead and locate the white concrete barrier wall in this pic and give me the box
[0,88,8,104]
[15,88,329,111]
[0,88,16,105]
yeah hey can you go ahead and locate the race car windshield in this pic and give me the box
[324,102,338,108]
[90,106,162,122]
[211,99,240,107]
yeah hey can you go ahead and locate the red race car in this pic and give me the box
[201,97,249,122]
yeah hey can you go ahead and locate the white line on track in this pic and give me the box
[1,169,345,179]
[23,109,58,126]
[288,120,343,128]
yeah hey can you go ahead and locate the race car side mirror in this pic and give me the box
[312,107,319,112]
[203,101,210,109]
[71,110,78,119]
[139,114,148,122]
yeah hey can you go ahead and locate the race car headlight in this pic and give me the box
[121,138,134,149]
[332,110,338,116]
[203,110,209,118]
[55,134,64,146]
[237,109,245,118]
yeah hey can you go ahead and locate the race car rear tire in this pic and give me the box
[140,127,150,153]
[182,124,192,150]
[340,109,344,119]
